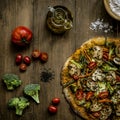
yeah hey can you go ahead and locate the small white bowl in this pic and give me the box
[104,0,120,21]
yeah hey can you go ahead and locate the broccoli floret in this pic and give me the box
[2,74,22,90]
[24,84,40,104]
[8,97,30,116]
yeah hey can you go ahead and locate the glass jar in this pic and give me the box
[46,5,73,34]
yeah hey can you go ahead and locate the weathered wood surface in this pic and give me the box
[0,0,120,120]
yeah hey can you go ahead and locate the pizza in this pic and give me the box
[61,37,120,120]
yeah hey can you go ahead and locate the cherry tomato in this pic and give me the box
[11,26,32,46]
[103,52,109,61]
[98,91,109,99]
[92,112,100,118]
[116,75,120,82]
[88,61,97,70]
[23,56,31,65]
[86,91,94,100]
[48,105,57,114]
[19,63,27,71]
[39,52,48,62]
[75,89,84,100]
[15,54,23,65]
[52,98,60,105]
[72,75,79,80]
[32,49,40,59]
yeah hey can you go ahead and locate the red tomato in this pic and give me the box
[116,75,120,82]
[39,52,48,62]
[92,112,100,118]
[32,49,40,59]
[75,89,84,100]
[19,63,27,71]
[48,105,57,114]
[11,26,32,46]
[15,54,23,65]
[88,62,97,69]
[52,98,60,105]
[23,56,31,65]
[72,75,79,80]
[86,91,94,100]
[98,91,109,99]
[103,52,109,61]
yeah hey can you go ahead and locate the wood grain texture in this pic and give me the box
[0,0,120,120]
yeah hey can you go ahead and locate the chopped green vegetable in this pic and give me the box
[102,64,117,72]
[83,101,91,109]
[24,84,40,103]
[8,97,30,116]
[75,98,85,105]
[106,82,114,94]
[70,59,83,69]
[69,84,78,93]
[2,73,22,90]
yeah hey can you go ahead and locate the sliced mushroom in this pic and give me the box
[68,63,80,76]
[86,78,98,91]
[116,104,120,116]
[106,71,116,84]
[92,68,105,81]
[113,57,120,65]
[92,46,103,59]
[90,100,102,112]
[100,105,112,120]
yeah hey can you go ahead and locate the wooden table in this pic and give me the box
[0,0,120,120]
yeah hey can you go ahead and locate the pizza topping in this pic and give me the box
[75,89,86,105]
[111,90,120,104]
[100,105,112,120]
[90,100,102,112]
[92,111,101,118]
[85,91,94,100]
[92,46,103,59]
[75,89,85,100]
[86,78,98,91]
[97,82,107,93]
[106,71,116,84]
[113,57,120,65]
[68,63,81,77]
[102,63,117,72]
[106,82,114,94]
[92,68,105,81]
[116,75,120,82]
[87,61,97,70]
[115,44,120,58]
[69,84,78,93]
[98,98,112,103]
[115,104,120,116]
[98,91,109,99]
[102,51,109,61]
